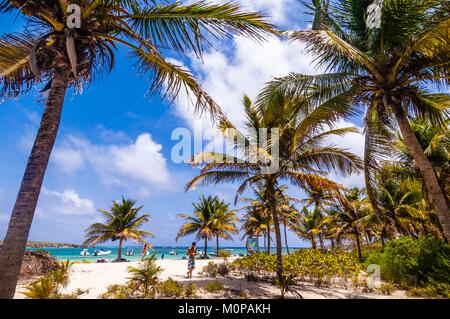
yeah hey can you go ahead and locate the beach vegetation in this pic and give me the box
[127,255,162,298]
[0,0,276,298]
[184,283,197,298]
[364,236,450,297]
[83,198,154,262]
[204,280,224,293]
[203,261,218,278]
[23,260,75,299]
[217,262,230,277]
[100,284,135,299]
[157,278,184,298]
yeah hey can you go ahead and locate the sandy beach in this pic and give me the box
[14,258,412,299]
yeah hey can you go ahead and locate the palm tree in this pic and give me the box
[83,198,154,262]
[186,90,362,284]
[271,0,450,239]
[209,198,238,254]
[176,195,221,257]
[0,0,276,297]
[240,207,267,252]
[395,118,450,207]
[302,180,341,250]
[127,255,162,298]
[293,207,324,249]
[238,186,273,253]
[327,187,368,258]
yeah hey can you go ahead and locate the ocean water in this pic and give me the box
[26,246,296,262]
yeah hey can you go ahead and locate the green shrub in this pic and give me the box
[100,284,135,299]
[157,278,184,298]
[364,236,450,297]
[204,280,224,293]
[203,261,218,278]
[379,282,396,295]
[184,283,197,298]
[217,262,230,276]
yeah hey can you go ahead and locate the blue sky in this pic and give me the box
[0,1,366,247]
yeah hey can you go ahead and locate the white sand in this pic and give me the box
[14,258,412,299]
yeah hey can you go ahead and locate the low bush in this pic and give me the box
[184,283,197,298]
[100,284,135,299]
[204,280,224,293]
[233,250,360,287]
[202,261,218,278]
[217,262,230,277]
[364,236,450,297]
[157,278,184,298]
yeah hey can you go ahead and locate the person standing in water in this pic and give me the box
[141,244,148,261]
[186,242,197,278]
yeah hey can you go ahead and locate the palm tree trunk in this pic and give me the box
[267,218,271,254]
[0,70,69,298]
[311,237,317,249]
[319,234,325,251]
[204,237,208,258]
[354,226,362,259]
[267,180,284,290]
[256,235,260,252]
[263,233,266,252]
[283,221,290,254]
[118,238,123,261]
[394,106,450,241]
[216,235,219,255]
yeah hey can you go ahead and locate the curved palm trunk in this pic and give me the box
[256,234,260,252]
[283,221,290,254]
[117,238,124,261]
[0,70,69,298]
[394,106,450,241]
[204,237,208,258]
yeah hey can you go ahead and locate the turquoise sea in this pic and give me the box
[26,246,297,262]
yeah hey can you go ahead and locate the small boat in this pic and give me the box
[169,250,177,256]
[80,249,90,256]
[125,249,134,256]
[93,249,112,256]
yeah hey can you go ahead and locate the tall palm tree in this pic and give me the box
[83,198,154,261]
[271,0,450,239]
[0,0,275,297]
[186,90,362,284]
[209,199,238,254]
[176,195,222,257]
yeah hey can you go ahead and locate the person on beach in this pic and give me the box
[186,242,197,278]
[141,244,148,261]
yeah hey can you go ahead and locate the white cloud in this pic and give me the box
[52,133,171,196]
[42,188,95,211]
[38,188,95,217]
[172,36,318,134]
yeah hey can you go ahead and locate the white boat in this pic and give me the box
[125,249,134,256]
[93,249,111,256]
[80,249,90,256]
[169,250,177,255]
